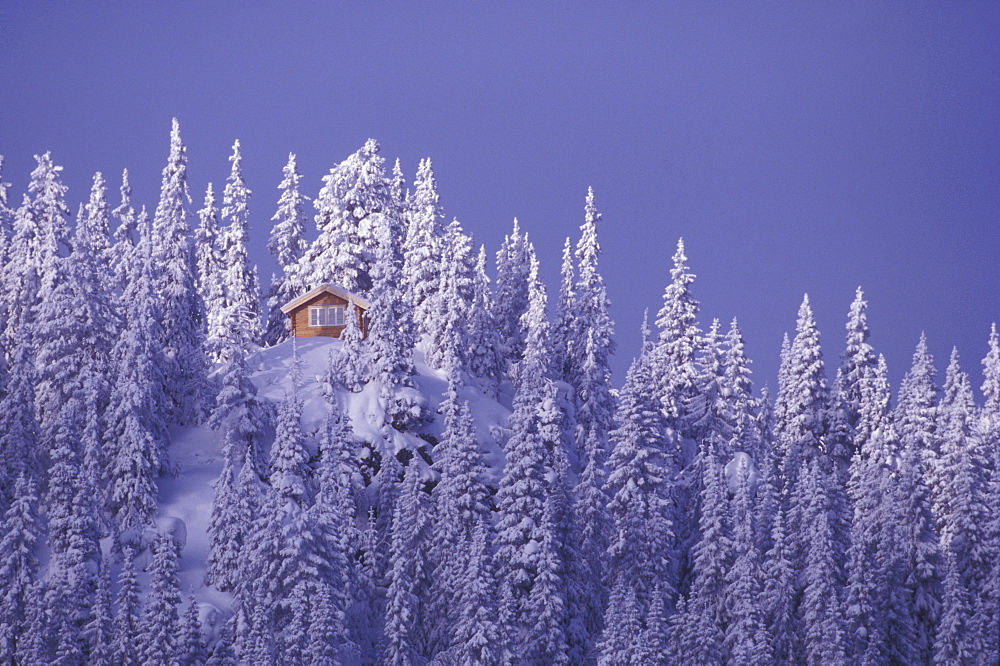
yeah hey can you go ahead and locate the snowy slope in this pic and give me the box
[151,336,511,634]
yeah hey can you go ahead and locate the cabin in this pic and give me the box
[280,284,370,340]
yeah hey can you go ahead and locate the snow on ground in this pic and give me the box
[152,337,512,623]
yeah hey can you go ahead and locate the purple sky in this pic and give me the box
[2,3,999,395]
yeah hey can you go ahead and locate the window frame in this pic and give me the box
[308,305,346,327]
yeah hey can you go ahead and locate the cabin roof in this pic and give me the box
[280,284,371,315]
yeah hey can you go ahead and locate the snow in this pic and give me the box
[154,335,512,622]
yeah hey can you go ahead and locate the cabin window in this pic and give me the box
[309,306,345,327]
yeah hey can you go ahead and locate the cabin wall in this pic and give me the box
[289,292,368,339]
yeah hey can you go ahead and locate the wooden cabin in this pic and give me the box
[280,284,370,339]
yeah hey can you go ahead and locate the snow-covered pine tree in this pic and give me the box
[761,503,797,663]
[302,138,392,294]
[724,318,762,461]
[935,349,990,604]
[888,430,942,665]
[312,392,363,662]
[598,577,647,665]
[105,218,171,529]
[382,462,429,665]
[366,194,418,426]
[111,169,139,293]
[86,558,114,665]
[424,218,476,372]
[427,363,494,656]
[403,157,445,341]
[551,237,577,386]
[466,245,504,397]
[831,287,878,465]
[0,324,40,505]
[523,494,571,665]
[604,339,676,628]
[81,171,115,292]
[0,474,41,658]
[113,548,142,665]
[724,457,774,665]
[140,533,183,666]
[895,334,939,493]
[195,183,225,359]
[264,153,309,345]
[775,295,830,488]
[934,548,979,664]
[150,118,209,424]
[493,218,534,380]
[2,152,72,353]
[179,598,206,666]
[216,139,262,357]
[798,459,849,666]
[451,522,500,666]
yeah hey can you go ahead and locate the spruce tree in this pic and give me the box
[113,548,142,665]
[195,182,225,359]
[111,169,139,293]
[217,139,262,355]
[150,118,208,424]
[141,533,183,666]
[493,218,534,379]
[264,153,309,345]
[466,245,504,397]
[302,138,391,293]
[0,474,41,658]
[404,157,446,341]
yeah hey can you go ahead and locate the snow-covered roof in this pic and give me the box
[279,284,371,314]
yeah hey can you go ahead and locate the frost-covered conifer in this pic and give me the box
[762,502,797,663]
[106,223,170,528]
[424,218,475,371]
[0,326,40,503]
[114,548,142,665]
[0,474,41,658]
[195,183,225,356]
[81,171,115,292]
[208,331,269,477]
[111,169,139,293]
[775,295,829,492]
[367,194,417,423]
[150,119,209,423]
[605,341,676,619]
[724,458,773,665]
[466,245,504,396]
[403,157,445,338]
[179,598,206,666]
[524,495,570,665]
[264,153,309,345]
[383,463,429,665]
[493,218,534,379]
[799,459,848,666]
[934,548,978,664]
[217,139,262,354]
[551,237,577,385]
[935,349,990,600]
[141,533,183,666]
[302,138,391,293]
[86,558,114,665]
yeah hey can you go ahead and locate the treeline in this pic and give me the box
[0,119,998,664]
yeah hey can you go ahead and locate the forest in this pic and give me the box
[0,118,997,665]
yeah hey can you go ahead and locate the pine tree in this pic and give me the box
[105,224,170,529]
[141,533,183,666]
[150,118,209,424]
[179,598,206,666]
[383,463,429,665]
[0,326,41,505]
[799,460,849,666]
[111,169,139,293]
[81,171,115,291]
[2,152,71,352]
[113,548,142,665]
[208,330,269,477]
[832,287,878,463]
[0,474,41,658]
[452,522,500,666]
[551,237,577,385]
[493,218,534,380]
[264,153,309,345]
[195,182,225,359]
[217,139,262,355]
[605,342,676,621]
[403,157,445,340]
[935,349,990,603]
[86,558,114,665]
[466,245,504,396]
[424,218,475,372]
[302,138,391,293]
[367,192,417,425]
[724,459,774,665]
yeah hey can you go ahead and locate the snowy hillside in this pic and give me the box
[153,337,511,646]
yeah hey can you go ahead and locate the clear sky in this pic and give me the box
[2,2,998,394]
